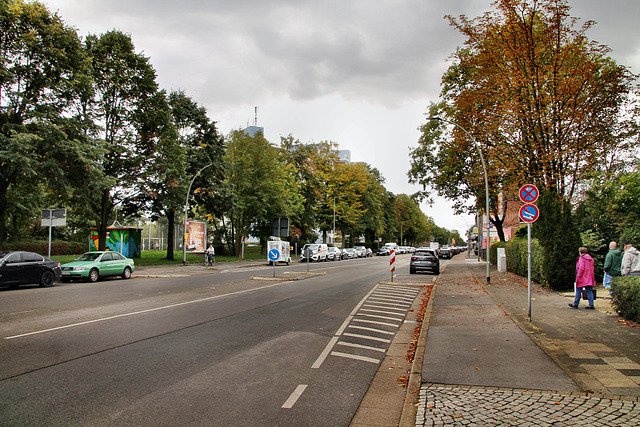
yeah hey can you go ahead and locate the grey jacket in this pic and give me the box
[621,246,640,276]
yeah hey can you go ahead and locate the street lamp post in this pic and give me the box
[182,163,219,265]
[427,116,491,283]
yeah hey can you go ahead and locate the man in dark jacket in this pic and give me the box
[603,241,623,296]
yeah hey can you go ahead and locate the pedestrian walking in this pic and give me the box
[569,247,596,309]
[603,241,623,295]
[621,241,640,276]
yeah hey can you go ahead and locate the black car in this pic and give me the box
[439,247,452,259]
[410,249,440,275]
[0,251,62,288]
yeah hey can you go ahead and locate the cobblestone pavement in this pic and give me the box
[416,383,640,426]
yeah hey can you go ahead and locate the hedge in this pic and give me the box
[501,238,546,286]
[1,241,88,256]
[611,276,640,323]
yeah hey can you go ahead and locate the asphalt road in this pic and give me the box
[0,255,419,426]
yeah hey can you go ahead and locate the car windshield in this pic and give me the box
[76,253,102,262]
[415,251,436,259]
[304,245,318,251]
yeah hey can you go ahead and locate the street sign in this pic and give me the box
[268,249,280,261]
[519,184,539,203]
[519,204,540,223]
[41,209,66,227]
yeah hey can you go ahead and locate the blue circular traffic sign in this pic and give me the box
[268,249,280,261]
[519,204,540,223]
[519,184,539,203]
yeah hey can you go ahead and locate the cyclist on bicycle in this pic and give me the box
[206,245,215,265]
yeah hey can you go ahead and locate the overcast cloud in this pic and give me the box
[42,0,640,236]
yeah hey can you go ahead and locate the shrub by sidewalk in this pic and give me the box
[611,276,640,323]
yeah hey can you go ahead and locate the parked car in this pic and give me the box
[0,251,61,288]
[410,249,440,275]
[439,247,452,259]
[354,246,367,258]
[366,248,373,257]
[327,246,341,261]
[377,247,390,256]
[61,251,135,282]
[343,248,357,259]
[300,244,328,262]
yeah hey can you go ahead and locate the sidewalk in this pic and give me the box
[133,259,266,277]
[415,256,640,426]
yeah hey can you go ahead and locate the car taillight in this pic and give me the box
[411,257,417,261]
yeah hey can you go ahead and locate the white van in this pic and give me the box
[301,244,328,262]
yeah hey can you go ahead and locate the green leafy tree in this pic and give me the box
[223,129,303,255]
[535,190,581,290]
[410,0,637,243]
[76,30,161,250]
[0,0,84,247]
[280,136,338,244]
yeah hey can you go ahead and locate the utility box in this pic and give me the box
[497,247,506,272]
[267,240,291,265]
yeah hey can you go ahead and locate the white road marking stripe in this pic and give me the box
[359,308,404,318]
[376,289,419,297]
[4,281,295,340]
[356,313,404,322]
[330,351,379,364]
[337,341,386,353]
[282,384,308,409]
[368,296,413,304]
[342,332,391,343]
[351,318,399,328]
[311,285,380,369]
[363,303,405,312]
[347,325,395,335]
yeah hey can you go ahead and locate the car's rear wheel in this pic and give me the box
[410,268,416,274]
[88,268,99,282]
[122,266,132,280]
[39,270,55,287]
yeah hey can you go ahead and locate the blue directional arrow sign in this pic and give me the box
[268,249,280,261]
[519,204,540,223]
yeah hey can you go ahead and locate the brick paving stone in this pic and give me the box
[415,383,640,426]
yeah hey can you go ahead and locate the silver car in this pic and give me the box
[327,247,341,261]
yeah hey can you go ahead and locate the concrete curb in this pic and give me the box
[398,277,439,427]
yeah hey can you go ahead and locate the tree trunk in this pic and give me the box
[97,189,112,251]
[0,180,7,249]
[490,214,506,242]
[166,208,175,260]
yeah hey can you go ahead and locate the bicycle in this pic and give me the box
[204,252,216,267]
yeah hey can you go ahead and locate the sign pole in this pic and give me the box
[48,210,53,258]
[528,223,532,321]
[519,184,539,323]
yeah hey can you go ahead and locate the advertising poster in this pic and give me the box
[186,220,207,253]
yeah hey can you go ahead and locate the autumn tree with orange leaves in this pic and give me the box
[410,0,638,242]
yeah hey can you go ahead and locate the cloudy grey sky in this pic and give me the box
[42,0,640,236]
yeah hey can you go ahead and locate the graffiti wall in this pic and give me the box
[90,228,142,258]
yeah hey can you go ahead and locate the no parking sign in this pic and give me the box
[519,204,540,223]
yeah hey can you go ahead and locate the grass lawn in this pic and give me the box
[52,249,266,266]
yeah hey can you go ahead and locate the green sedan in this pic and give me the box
[60,251,135,283]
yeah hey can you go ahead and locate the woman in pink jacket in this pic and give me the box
[569,247,596,309]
